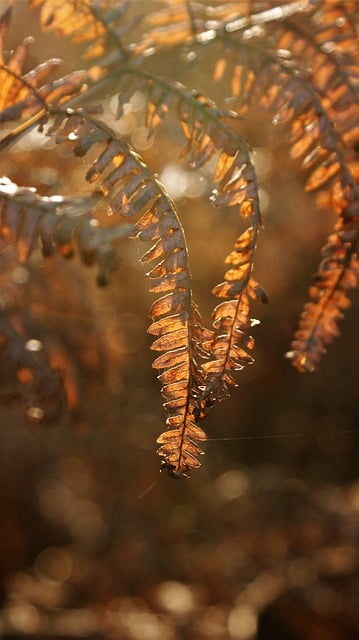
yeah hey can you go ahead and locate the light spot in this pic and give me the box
[25,339,42,352]
[11,266,29,285]
[155,581,197,617]
[228,604,257,639]
[26,406,44,423]
[7,603,42,634]
[160,165,188,199]
[215,470,249,502]
[35,547,73,582]
[116,113,137,135]
[131,126,153,151]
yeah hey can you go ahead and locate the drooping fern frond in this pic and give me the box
[113,68,266,406]
[202,226,267,402]
[39,107,212,477]
[136,0,359,373]
[0,177,132,285]
[287,223,359,371]
[180,1,359,372]
[1,1,358,476]
[0,7,89,124]
[29,0,134,61]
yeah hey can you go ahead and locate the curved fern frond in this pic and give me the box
[0,177,132,285]
[138,1,310,54]
[0,7,88,123]
[287,223,359,371]
[113,68,266,403]
[208,8,359,370]
[42,108,210,476]
[202,226,267,402]
[137,198,210,477]
[29,0,133,61]
[114,67,265,411]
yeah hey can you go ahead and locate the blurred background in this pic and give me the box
[0,2,358,638]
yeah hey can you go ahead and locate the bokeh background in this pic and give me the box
[0,2,358,638]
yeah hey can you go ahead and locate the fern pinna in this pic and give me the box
[0,0,358,477]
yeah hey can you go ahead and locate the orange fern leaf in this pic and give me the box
[29,0,133,60]
[0,6,92,126]
[43,108,210,476]
[287,221,359,372]
[114,69,267,409]
[202,226,267,401]
[113,68,266,405]
[0,177,131,285]
[207,3,359,370]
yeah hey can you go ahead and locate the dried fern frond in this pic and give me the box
[114,68,265,404]
[202,226,267,401]
[41,108,211,476]
[206,5,359,370]
[0,7,88,123]
[137,1,311,54]
[29,0,134,61]
[0,177,132,285]
[287,224,359,371]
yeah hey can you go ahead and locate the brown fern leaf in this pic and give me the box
[114,70,260,222]
[206,5,359,369]
[114,68,265,403]
[191,126,266,400]
[287,222,359,372]
[0,7,89,124]
[29,0,134,61]
[177,89,265,402]
[137,1,307,55]
[0,177,131,285]
[201,226,266,402]
[43,108,210,476]
[138,204,210,476]
[137,1,205,52]
[139,194,218,475]
[114,68,265,408]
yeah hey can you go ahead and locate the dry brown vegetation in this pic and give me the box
[0,1,358,638]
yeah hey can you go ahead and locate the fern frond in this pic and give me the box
[114,67,266,414]
[0,7,89,124]
[287,223,359,372]
[29,0,133,61]
[207,6,359,369]
[0,177,131,285]
[138,1,310,54]
[202,226,267,401]
[41,108,210,476]
[113,67,266,406]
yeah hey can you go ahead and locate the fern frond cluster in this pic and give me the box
[0,0,358,477]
